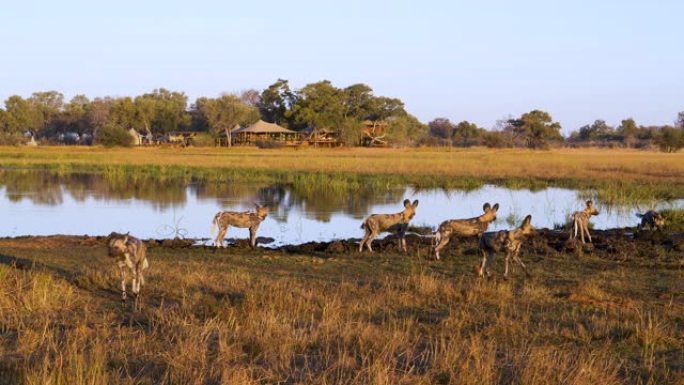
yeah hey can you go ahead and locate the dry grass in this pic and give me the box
[0,237,682,384]
[0,146,682,186]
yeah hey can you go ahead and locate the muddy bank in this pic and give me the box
[0,228,682,263]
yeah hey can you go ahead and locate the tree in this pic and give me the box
[135,88,190,134]
[258,79,297,126]
[342,83,374,120]
[655,126,684,152]
[4,95,41,135]
[578,119,614,142]
[62,95,91,134]
[385,114,427,146]
[508,110,562,149]
[676,111,684,129]
[292,80,345,132]
[366,96,405,122]
[453,120,483,147]
[617,118,638,147]
[618,118,638,138]
[428,118,455,140]
[29,91,64,136]
[199,94,259,147]
[134,96,157,134]
[85,97,114,137]
[110,97,138,130]
[240,89,261,107]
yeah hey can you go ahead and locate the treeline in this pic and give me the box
[0,80,425,147]
[0,80,682,151]
[426,113,684,152]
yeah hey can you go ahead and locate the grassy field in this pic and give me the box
[0,232,682,385]
[0,146,683,203]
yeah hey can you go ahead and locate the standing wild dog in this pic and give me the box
[211,204,269,248]
[359,199,419,253]
[478,214,534,279]
[636,210,665,231]
[568,200,600,243]
[107,232,148,302]
[433,203,500,260]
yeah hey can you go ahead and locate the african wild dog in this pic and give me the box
[636,210,665,231]
[569,200,599,244]
[107,232,148,302]
[359,199,419,253]
[211,204,269,248]
[478,214,534,279]
[433,203,500,260]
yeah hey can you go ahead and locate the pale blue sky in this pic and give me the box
[1,0,682,133]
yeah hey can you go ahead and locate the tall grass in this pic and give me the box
[0,237,682,384]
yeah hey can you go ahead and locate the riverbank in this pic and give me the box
[1,146,683,203]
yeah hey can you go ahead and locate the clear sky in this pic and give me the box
[1,0,682,133]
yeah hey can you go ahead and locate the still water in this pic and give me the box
[0,170,680,245]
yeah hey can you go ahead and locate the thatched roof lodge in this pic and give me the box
[231,120,300,146]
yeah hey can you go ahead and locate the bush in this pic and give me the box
[0,132,26,146]
[190,132,216,147]
[96,125,133,147]
[483,131,507,148]
[655,126,684,153]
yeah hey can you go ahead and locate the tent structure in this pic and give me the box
[231,120,300,146]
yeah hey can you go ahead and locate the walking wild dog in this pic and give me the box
[478,214,534,279]
[211,204,269,248]
[636,210,665,231]
[107,232,148,302]
[359,199,419,253]
[569,200,600,243]
[433,202,500,260]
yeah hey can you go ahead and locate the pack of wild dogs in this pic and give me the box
[107,200,666,303]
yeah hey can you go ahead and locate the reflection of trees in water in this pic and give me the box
[286,183,408,222]
[0,170,187,209]
[99,174,187,210]
[2,170,65,206]
[194,182,293,223]
[193,181,407,222]
[0,170,409,219]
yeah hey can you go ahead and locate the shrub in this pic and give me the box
[655,126,684,153]
[0,132,26,145]
[190,132,216,147]
[95,125,133,147]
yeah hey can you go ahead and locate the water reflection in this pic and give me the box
[0,169,681,244]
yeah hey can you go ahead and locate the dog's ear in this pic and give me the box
[586,200,593,208]
[492,203,500,212]
[412,199,419,208]
[254,202,261,209]
[483,202,491,212]
[523,214,532,226]
[403,199,411,208]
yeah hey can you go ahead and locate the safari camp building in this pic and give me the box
[230,120,300,146]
